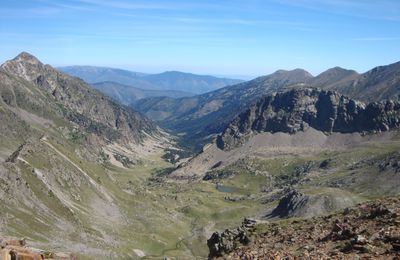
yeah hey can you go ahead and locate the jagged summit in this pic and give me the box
[1,52,48,82]
[14,51,41,62]
[2,52,43,69]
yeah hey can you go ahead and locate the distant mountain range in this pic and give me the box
[133,61,400,150]
[58,65,244,95]
[91,81,193,105]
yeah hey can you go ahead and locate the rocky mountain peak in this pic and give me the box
[14,51,41,64]
[1,52,49,82]
[0,52,160,145]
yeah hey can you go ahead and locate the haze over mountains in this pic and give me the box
[91,81,193,105]
[59,65,244,97]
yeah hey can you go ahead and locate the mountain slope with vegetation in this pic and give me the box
[0,52,270,259]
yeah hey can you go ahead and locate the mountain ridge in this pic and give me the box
[133,68,319,150]
[58,65,244,94]
[217,88,400,150]
[1,52,160,147]
[134,60,400,151]
[91,81,194,105]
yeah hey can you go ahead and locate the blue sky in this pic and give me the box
[0,0,399,78]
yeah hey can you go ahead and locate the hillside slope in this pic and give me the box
[0,52,269,259]
[1,52,158,147]
[0,52,174,258]
[316,61,400,102]
[308,66,359,89]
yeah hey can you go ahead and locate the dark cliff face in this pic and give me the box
[217,88,400,150]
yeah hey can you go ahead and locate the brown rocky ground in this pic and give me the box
[0,238,76,260]
[212,196,400,259]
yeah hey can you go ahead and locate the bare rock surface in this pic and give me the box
[210,196,400,259]
[218,88,400,150]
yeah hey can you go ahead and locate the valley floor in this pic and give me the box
[1,130,400,259]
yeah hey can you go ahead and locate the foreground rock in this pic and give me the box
[0,238,76,259]
[207,218,262,258]
[210,196,400,259]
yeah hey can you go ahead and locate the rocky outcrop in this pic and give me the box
[217,88,400,150]
[268,189,309,218]
[266,188,355,218]
[0,238,76,260]
[207,218,259,258]
[220,196,400,259]
[378,152,400,173]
